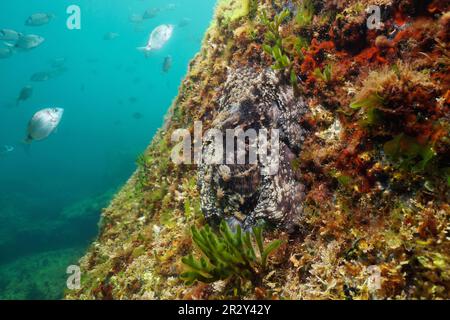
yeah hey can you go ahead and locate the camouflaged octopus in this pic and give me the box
[198,68,309,232]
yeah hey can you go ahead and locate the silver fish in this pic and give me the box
[17,85,33,105]
[165,4,176,11]
[137,24,174,55]
[143,8,159,19]
[103,32,120,40]
[129,14,143,24]
[25,108,64,143]
[0,29,22,41]
[30,71,51,82]
[49,66,68,78]
[10,34,45,50]
[25,13,55,26]
[178,18,191,28]
[0,46,13,59]
[50,57,66,68]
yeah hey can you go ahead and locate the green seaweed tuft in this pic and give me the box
[295,0,314,27]
[383,134,437,173]
[181,221,282,286]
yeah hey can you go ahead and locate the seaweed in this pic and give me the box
[263,44,292,70]
[181,221,282,286]
[295,0,314,28]
[313,64,333,83]
[350,92,384,110]
[383,134,436,173]
[261,9,299,86]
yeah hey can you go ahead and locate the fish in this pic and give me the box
[103,32,120,40]
[30,71,51,82]
[132,112,144,120]
[137,24,174,55]
[49,66,68,78]
[179,18,191,28]
[50,57,66,68]
[0,29,22,41]
[0,145,14,156]
[17,85,33,105]
[163,55,173,72]
[8,34,45,50]
[25,13,55,26]
[0,46,13,59]
[165,4,176,11]
[25,108,64,143]
[143,8,160,19]
[129,97,138,104]
[30,67,67,82]
[129,14,143,24]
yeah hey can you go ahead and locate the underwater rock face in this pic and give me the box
[198,68,308,232]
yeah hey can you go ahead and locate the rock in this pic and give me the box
[198,68,308,232]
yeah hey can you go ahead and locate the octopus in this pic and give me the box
[198,68,309,233]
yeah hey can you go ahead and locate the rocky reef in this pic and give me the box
[67,0,449,300]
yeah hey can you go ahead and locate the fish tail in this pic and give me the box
[23,133,35,144]
[137,46,152,58]
[136,46,148,52]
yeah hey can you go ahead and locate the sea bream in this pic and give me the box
[0,46,13,59]
[137,24,174,55]
[25,108,64,143]
[17,85,33,105]
[30,71,51,82]
[0,29,22,41]
[103,32,120,40]
[7,34,45,50]
[25,13,55,26]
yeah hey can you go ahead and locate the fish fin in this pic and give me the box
[4,42,14,47]
[22,136,32,144]
[137,46,152,58]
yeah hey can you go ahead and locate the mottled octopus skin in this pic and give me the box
[198,68,309,232]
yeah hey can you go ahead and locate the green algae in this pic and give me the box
[181,221,282,286]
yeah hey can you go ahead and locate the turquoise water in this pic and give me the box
[0,0,215,299]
